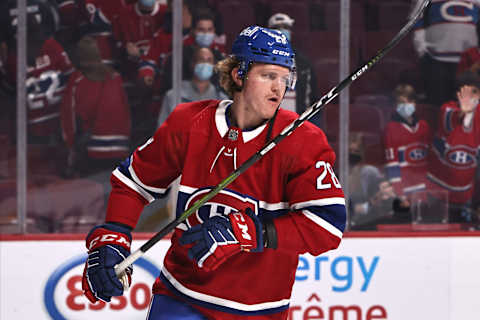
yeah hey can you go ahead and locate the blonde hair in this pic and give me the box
[215,55,241,98]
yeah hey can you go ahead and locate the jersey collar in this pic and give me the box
[215,100,267,143]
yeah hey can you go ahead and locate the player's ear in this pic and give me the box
[231,67,243,88]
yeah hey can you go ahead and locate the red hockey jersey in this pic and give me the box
[60,70,131,159]
[427,101,480,204]
[384,115,432,197]
[106,100,346,318]
[6,37,74,136]
[114,2,167,53]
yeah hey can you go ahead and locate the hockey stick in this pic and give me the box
[115,0,431,275]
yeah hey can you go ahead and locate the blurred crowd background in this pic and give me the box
[1,0,479,234]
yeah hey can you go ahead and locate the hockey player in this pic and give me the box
[384,84,432,198]
[427,71,480,222]
[81,26,346,319]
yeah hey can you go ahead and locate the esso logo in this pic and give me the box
[44,254,160,320]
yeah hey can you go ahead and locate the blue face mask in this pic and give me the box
[195,32,215,47]
[139,0,156,8]
[397,102,415,119]
[194,63,214,81]
[278,28,291,41]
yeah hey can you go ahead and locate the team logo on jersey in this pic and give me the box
[179,188,259,229]
[408,148,427,162]
[400,143,428,166]
[446,147,477,168]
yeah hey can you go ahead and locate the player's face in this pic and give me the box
[242,64,289,122]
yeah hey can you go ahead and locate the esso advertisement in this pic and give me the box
[45,254,159,320]
[1,237,480,319]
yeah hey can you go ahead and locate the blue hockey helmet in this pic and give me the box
[231,25,296,89]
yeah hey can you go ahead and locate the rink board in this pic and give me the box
[1,235,479,320]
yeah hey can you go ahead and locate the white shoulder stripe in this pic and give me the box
[128,158,167,194]
[113,168,155,203]
[302,209,343,239]
[259,201,289,211]
[178,184,198,194]
[291,197,346,209]
[161,267,290,312]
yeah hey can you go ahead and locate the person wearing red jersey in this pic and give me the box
[427,71,480,222]
[81,25,346,319]
[83,0,129,66]
[384,84,432,199]
[2,4,74,140]
[60,36,131,178]
[457,46,480,77]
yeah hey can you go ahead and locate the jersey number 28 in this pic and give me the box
[316,161,341,190]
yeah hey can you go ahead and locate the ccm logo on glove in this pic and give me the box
[88,233,131,250]
[231,212,252,241]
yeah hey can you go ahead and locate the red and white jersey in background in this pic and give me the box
[60,70,131,159]
[83,0,129,65]
[457,46,480,76]
[106,100,346,318]
[6,37,74,136]
[427,101,480,204]
[114,2,167,54]
[384,115,432,197]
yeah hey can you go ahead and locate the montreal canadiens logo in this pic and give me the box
[44,254,160,320]
[446,147,477,168]
[180,188,259,229]
[404,143,428,165]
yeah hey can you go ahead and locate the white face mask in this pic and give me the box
[397,102,415,119]
[195,32,215,48]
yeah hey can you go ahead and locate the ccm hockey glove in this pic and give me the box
[82,223,133,303]
[179,208,264,272]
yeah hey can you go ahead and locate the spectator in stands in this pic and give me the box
[427,71,480,223]
[268,13,321,127]
[348,132,407,230]
[82,0,130,67]
[158,46,227,127]
[60,36,131,178]
[161,7,226,94]
[383,84,432,200]
[411,0,480,107]
[458,45,480,76]
[2,2,74,143]
[113,0,168,81]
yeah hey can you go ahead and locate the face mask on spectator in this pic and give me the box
[397,102,415,119]
[195,32,215,47]
[194,63,214,80]
[277,28,291,41]
[139,0,156,8]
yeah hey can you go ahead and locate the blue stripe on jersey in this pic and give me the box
[303,204,346,233]
[445,109,454,133]
[385,165,401,180]
[398,150,405,163]
[89,137,129,148]
[118,157,167,199]
[432,136,446,157]
[159,271,290,316]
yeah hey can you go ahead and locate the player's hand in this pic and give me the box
[179,208,264,272]
[457,85,479,114]
[82,223,133,303]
